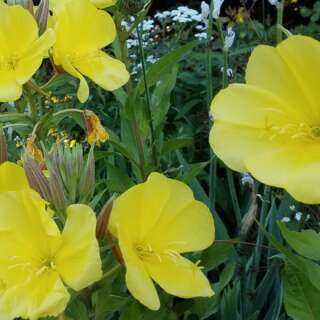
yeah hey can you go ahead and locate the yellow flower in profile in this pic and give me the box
[0,162,102,319]
[210,35,320,204]
[0,2,55,102]
[52,0,129,103]
[109,173,215,310]
[84,110,109,145]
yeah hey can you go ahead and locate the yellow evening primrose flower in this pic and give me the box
[109,173,215,310]
[0,193,102,319]
[209,35,320,204]
[0,162,102,319]
[52,0,129,103]
[0,2,55,102]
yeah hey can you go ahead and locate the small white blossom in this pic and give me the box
[224,27,235,50]
[241,173,254,186]
[201,1,210,23]
[295,212,303,222]
[220,67,234,78]
[268,0,279,6]
[289,205,296,211]
[213,0,224,19]
[281,217,291,223]
[195,32,208,40]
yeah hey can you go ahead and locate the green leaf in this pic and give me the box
[279,222,320,260]
[138,41,197,93]
[65,299,89,320]
[162,138,193,155]
[201,242,234,271]
[283,263,320,320]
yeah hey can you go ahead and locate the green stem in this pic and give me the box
[207,0,217,211]
[40,73,60,91]
[101,264,121,281]
[27,80,51,98]
[137,23,157,168]
[276,0,285,44]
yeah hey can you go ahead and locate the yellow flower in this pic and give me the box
[0,193,102,319]
[109,173,215,310]
[0,2,55,102]
[52,0,129,103]
[84,110,109,145]
[209,35,320,204]
[0,162,102,319]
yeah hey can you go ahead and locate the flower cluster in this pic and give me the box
[0,0,129,103]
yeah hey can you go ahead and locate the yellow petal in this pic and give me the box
[0,3,38,54]
[53,0,116,53]
[119,234,160,310]
[0,271,70,320]
[246,43,315,123]
[60,56,89,103]
[210,121,285,173]
[211,84,303,128]
[146,199,215,253]
[276,35,320,121]
[15,28,56,85]
[74,51,129,92]
[91,0,116,8]
[55,204,102,291]
[0,72,22,102]
[145,254,214,299]
[0,162,29,193]
[109,173,171,242]
[283,144,320,204]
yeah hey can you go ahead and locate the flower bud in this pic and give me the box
[23,155,51,202]
[26,137,44,165]
[96,196,114,240]
[35,0,49,35]
[119,0,145,15]
[0,128,8,165]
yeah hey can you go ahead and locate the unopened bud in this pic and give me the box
[35,0,49,35]
[0,128,8,165]
[119,0,146,15]
[23,155,51,201]
[26,137,44,165]
[96,196,115,240]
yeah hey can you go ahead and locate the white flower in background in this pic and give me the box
[201,1,210,23]
[146,55,158,64]
[289,205,296,211]
[224,27,235,50]
[213,0,224,19]
[295,212,303,222]
[220,67,234,78]
[281,217,291,223]
[195,32,208,40]
[268,0,279,6]
[241,173,254,186]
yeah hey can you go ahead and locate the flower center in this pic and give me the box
[36,257,56,276]
[0,55,19,71]
[267,123,320,141]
